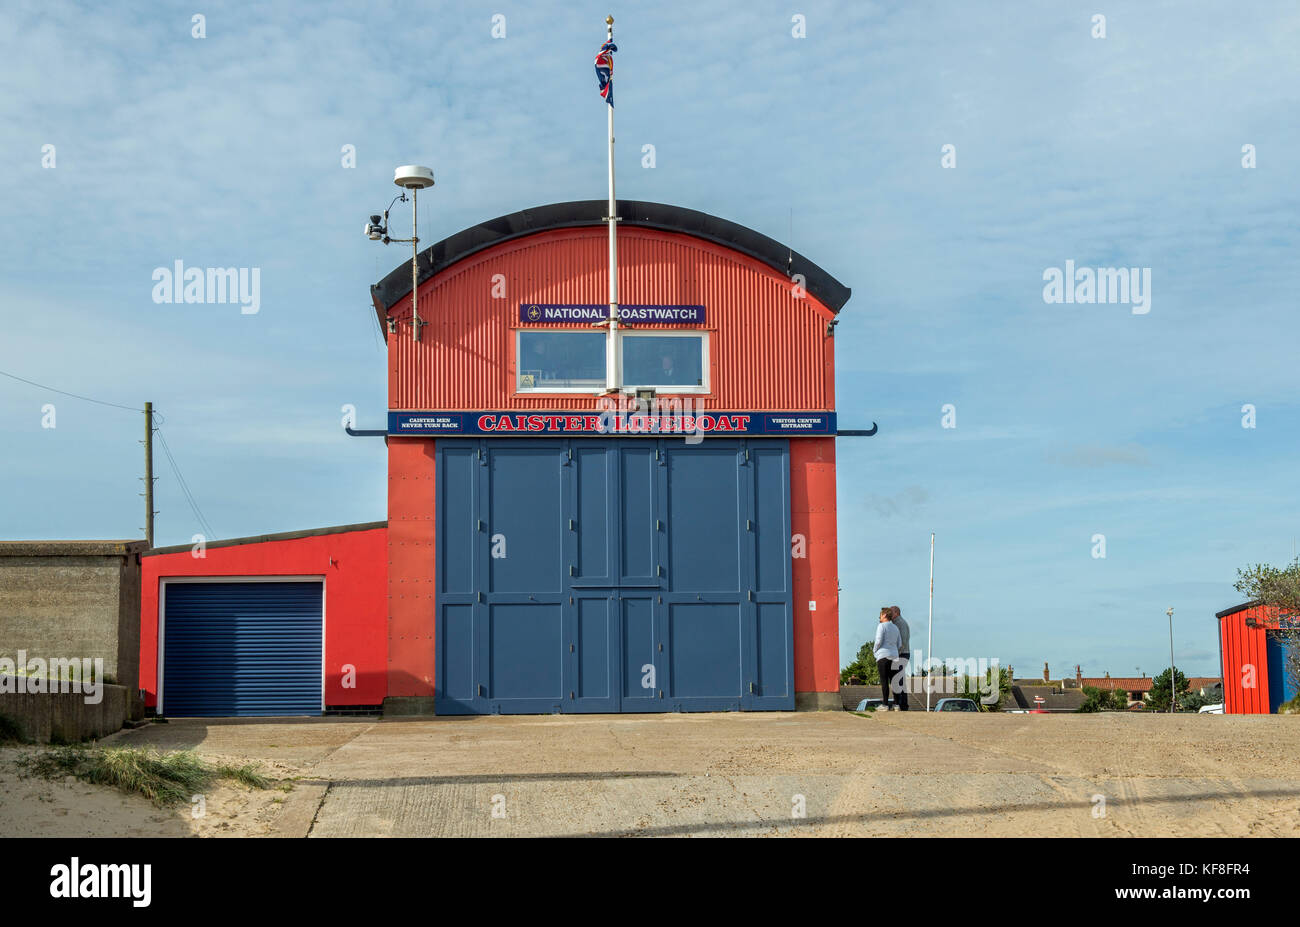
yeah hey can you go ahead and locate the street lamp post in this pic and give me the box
[1166,606,1175,713]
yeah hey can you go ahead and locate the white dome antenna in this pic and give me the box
[394,165,435,189]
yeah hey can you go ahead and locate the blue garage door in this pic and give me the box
[162,581,323,717]
[435,439,793,714]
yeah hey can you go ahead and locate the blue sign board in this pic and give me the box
[389,410,835,437]
[519,304,706,324]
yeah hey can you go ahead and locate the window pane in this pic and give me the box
[622,335,704,387]
[518,331,606,390]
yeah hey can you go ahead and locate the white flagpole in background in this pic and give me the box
[927,532,935,712]
[603,15,620,393]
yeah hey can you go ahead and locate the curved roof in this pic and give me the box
[370,199,852,320]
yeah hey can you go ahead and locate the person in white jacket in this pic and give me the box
[872,607,901,710]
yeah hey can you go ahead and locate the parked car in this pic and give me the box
[854,698,884,711]
[934,698,979,712]
[1198,703,1224,714]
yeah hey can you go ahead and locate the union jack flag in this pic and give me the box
[594,39,617,106]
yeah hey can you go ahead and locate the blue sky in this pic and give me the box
[2,1,1297,678]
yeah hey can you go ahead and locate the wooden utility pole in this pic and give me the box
[144,401,155,548]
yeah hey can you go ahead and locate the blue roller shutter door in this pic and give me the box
[162,581,323,717]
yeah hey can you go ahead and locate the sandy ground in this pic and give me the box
[2,712,1297,837]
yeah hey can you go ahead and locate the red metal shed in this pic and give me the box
[1216,602,1278,714]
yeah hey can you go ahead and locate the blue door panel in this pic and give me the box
[575,446,612,582]
[488,445,564,594]
[620,595,661,709]
[439,445,477,593]
[438,604,475,704]
[568,595,620,712]
[754,602,792,700]
[667,603,743,702]
[619,446,658,585]
[163,581,322,717]
[435,438,795,714]
[487,603,564,705]
[665,447,743,593]
[752,447,790,594]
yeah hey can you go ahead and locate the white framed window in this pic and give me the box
[516,330,607,392]
[619,331,709,392]
[514,328,709,394]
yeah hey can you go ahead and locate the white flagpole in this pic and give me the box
[604,15,620,393]
[927,532,935,711]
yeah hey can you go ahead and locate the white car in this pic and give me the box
[1198,703,1224,714]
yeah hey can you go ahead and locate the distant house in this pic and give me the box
[1075,668,1221,705]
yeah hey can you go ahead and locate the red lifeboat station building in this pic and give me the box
[139,200,851,716]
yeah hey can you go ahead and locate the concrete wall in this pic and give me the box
[0,677,141,743]
[0,541,146,691]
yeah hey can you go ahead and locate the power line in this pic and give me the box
[155,425,216,540]
[2,366,217,541]
[0,368,141,412]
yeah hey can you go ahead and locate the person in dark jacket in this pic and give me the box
[890,605,910,710]
[873,607,901,709]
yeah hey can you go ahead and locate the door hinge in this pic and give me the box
[569,564,576,576]
[478,591,485,603]
[747,590,753,601]
[478,684,485,696]
[655,518,662,531]
[569,518,576,530]
[476,518,484,531]
[658,642,664,652]
[750,681,756,693]
[570,691,575,699]
[746,518,752,531]
[659,690,664,699]
[657,565,664,576]
[570,643,575,652]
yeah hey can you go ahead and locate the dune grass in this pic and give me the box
[23,745,271,806]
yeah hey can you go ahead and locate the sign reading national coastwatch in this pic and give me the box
[519,303,706,324]
[389,410,835,437]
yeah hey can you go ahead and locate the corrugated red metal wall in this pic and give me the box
[386,227,837,412]
[1219,604,1274,714]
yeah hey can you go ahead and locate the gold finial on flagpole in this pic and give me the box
[606,15,613,37]
[606,15,614,25]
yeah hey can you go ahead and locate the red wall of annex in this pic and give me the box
[139,527,388,708]
[385,227,838,413]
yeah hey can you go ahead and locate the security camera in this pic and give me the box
[364,215,386,240]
